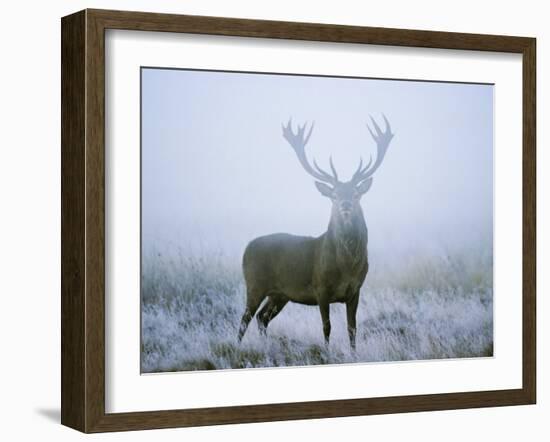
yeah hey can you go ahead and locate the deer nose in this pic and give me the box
[341,201,352,212]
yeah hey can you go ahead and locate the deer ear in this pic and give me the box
[357,178,373,195]
[314,181,334,198]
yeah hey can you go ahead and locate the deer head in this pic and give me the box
[282,116,394,226]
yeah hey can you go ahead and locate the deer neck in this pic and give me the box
[326,209,368,262]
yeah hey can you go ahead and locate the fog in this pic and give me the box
[140,68,494,371]
[141,68,493,260]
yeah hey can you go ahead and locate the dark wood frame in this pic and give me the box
[61,8,536,433]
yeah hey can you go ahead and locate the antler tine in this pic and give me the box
[313,158,336,183]
[353,114,394,184]
[282,119,338,185]
[351,155,373,184]
[329,157,339,182]
[369,115,383,137]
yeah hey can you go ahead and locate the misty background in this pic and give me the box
[140,67,494,372]
[141,68,493,262]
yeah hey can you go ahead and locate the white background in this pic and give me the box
[0,0,546,440]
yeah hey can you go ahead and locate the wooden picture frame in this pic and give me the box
[61,8,536,433]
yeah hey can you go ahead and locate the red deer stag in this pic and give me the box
[237,116,394,350]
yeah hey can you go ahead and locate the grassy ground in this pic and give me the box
[141,246,493,373]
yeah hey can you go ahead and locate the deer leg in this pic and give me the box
[255,298,272,336]
[319,301,331,346]
[346,293,359,351]
[237,289,265,342]
[256,295,288,335]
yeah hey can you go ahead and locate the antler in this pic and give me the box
[282,119,338,185]
[351,115,394,185]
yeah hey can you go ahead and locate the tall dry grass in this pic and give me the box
[141,245,492,373]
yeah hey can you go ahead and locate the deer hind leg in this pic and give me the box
[256,294,289,336]
[237,288,266,342]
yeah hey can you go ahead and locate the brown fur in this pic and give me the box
[238,191,369,349]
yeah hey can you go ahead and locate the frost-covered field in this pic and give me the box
[141,247,493,373]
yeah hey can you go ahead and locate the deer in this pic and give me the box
[237,116,394,350]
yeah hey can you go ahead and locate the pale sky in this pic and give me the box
[141,68,493,260]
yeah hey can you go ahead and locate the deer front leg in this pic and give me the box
[346,293,359,351]
[318,300,331,346]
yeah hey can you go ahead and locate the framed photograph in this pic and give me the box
[61,9,536,433]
